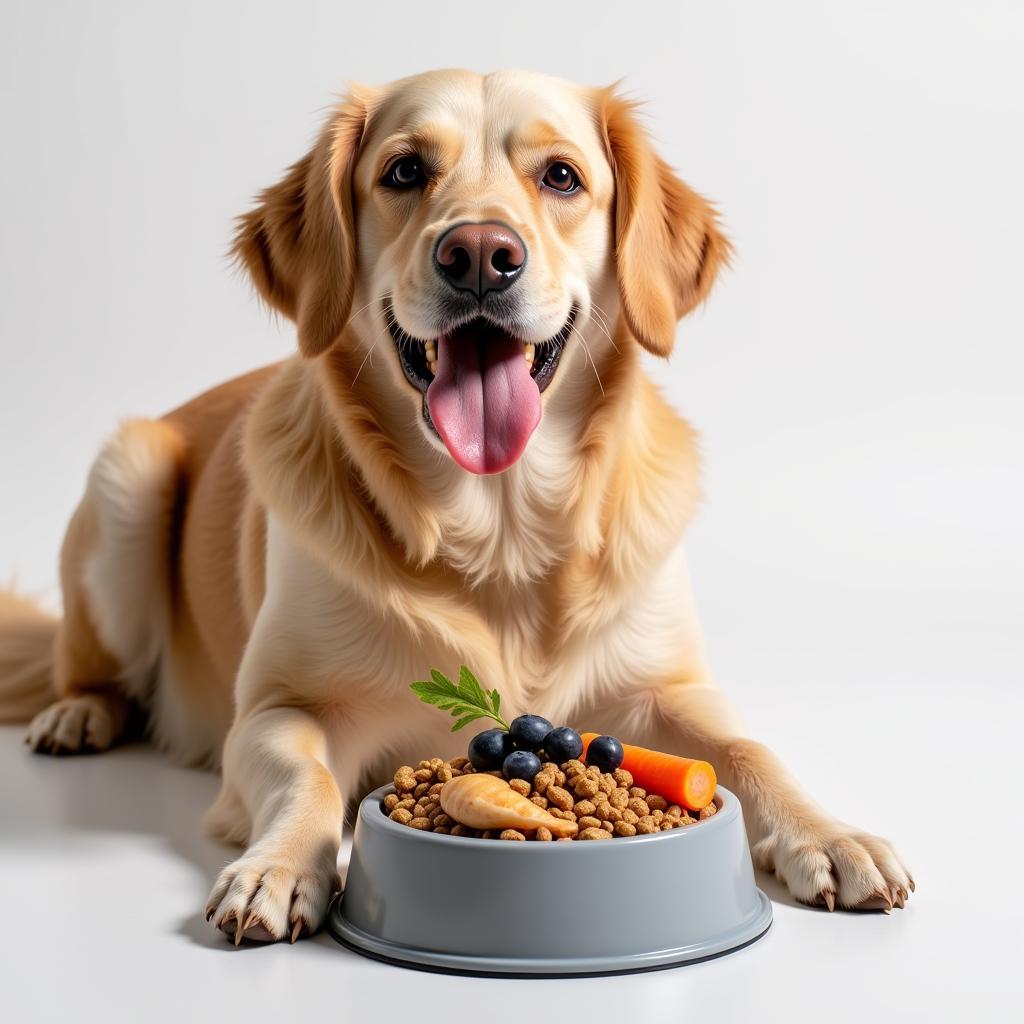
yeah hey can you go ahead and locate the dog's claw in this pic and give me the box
[908,876,916,893]
[895,887,907,909]
[290,919,303,944]
[822,889,836,912]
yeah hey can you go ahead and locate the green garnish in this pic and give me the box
[410,666,509,733]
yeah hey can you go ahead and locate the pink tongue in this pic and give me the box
[427,327,541,474]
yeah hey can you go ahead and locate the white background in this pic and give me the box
[1,2,1021,1021]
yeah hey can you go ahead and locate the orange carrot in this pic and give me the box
[580,733,717,811]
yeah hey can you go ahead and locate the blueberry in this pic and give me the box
[543,726,584,764]
[585,734,624,773]
[468,728,515,771]
[503,749,543,782]
[508,714,553,752]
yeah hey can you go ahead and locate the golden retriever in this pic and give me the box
[0,69,912,943]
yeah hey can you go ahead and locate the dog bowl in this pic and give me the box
[328,783,771,975]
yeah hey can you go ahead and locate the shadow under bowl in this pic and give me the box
[328,783,771,976]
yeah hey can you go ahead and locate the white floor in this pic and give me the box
[1,595,1016,1024]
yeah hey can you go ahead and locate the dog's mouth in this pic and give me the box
[387,306,575,475]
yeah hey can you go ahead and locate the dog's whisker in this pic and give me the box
[585,309,619,354]
[352,315,399,387]
[344,293,388,333]
[589,303,621,354]
[572,326,605,398]
[351,343,377,387]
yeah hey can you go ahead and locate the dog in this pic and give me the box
[0,69,912,943]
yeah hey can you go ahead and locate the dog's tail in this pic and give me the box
[0,590,58,723]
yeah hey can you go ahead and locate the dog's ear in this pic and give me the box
[600,90,731,357]
[233,92,369,358]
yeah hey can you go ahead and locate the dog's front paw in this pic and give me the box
[205,845,339,944]
[753,818,914,912]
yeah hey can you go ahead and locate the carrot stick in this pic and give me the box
[580,733,717,811]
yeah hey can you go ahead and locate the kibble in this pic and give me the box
[382,756,715,841]
[608,788,629,809]
[546,786,575,811]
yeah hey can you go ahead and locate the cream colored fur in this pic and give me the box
[0,70,912,945]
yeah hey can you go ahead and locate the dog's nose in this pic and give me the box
[434,221,526,298]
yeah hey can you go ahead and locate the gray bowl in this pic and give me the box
[328,783,771,975]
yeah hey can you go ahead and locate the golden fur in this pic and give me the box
[0,70,911,942]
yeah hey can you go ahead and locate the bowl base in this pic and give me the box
[327,890,772,977]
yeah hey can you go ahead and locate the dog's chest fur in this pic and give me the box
[246,512,698,797]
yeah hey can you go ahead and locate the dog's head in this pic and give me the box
[235,70,729,475]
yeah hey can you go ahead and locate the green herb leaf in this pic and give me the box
[410,666,509,733]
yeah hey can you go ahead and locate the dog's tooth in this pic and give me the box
[524,342,535,364]
[428,361,437,376]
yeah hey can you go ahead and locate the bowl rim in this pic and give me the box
[357,782,738,850]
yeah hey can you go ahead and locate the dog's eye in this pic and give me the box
[381,156,427,190]
[541,162,580,194]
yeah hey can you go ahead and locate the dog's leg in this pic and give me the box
[203,707,342,944]
[28,421,183,754]
[648,682,914,911]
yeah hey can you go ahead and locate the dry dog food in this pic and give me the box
[384,665,719,840]
[383,755,716,841]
